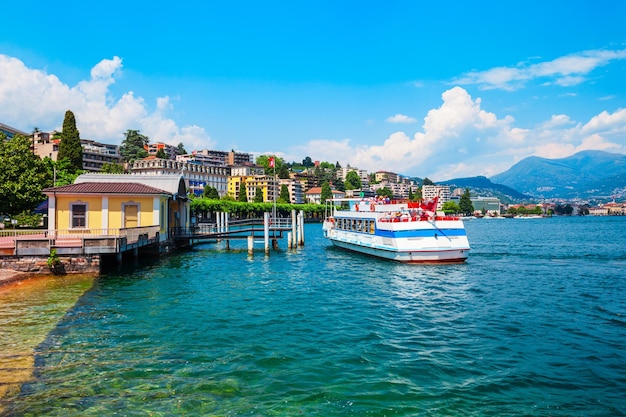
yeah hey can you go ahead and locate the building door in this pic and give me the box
[124,204,138,228]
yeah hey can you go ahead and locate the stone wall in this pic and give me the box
[0,255,101,275]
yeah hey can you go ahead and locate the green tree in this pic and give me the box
[44,157,83,187]
[57,110,83,173]
[13,211,43,228]
[278,164,290,179]
[422,177,434,186]
[333,176,345,192]
[302,156,313,167]
[442,201,461,214]
[101,162,125,174]
[0,134,52,215]
[256,155,284,173]
[375,187,393,199]
[345,171,362,190]
[320,181,333,204]
[238,182,248,202]
[176,142,187,155]
[156,148,167,159]
[254,186,264,203]
[278,184,290,203]
[120,129,149,163]
[203,185,220,199]
[459,188,474,216]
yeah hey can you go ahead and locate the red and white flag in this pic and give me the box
[269,157,275,168]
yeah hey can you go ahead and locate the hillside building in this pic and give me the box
[0,122,28,139]
[336,166,369,188]
[471,197,501,215]
[191,149,253,166]
[279,178,304,204]
[227,175,279,202]
[422,185,450,211]
[33,133,123,172]
[130,156,229,197]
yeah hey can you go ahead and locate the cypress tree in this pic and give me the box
[279,184,290,203]
[320,181,332,204]
[254,186,264,203]
[57,110,83,173]
[459,188,474,216]
[238,181,248,202]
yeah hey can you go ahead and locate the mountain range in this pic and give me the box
[442,150,626,202]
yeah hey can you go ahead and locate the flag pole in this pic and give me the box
[272,155,276,223]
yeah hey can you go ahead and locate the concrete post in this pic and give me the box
[247,235,254,256]
[298,210,305,246]
[291,209,297,248]
[264,212,270,255]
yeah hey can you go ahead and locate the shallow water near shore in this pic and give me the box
[1,217,625,416]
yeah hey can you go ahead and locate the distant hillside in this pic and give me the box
[440,176,530,203]
[490,150,626,200]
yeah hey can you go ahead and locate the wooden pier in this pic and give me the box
[177,210,306,255]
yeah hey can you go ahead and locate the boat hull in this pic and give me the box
[328,237,469,263]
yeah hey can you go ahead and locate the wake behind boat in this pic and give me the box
[323,198,470,263]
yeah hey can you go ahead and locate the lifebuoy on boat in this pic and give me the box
[370,202,375,212]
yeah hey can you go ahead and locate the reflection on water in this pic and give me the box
[0,275,95,414]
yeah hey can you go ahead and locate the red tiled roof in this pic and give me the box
[42,182,170,195]
[305,187,322,194]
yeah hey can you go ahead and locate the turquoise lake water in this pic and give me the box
[2,216,626,416]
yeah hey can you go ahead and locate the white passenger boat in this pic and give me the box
[323,198,470,263]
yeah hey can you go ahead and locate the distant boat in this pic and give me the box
[323,198,470,263]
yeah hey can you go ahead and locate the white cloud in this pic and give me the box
[581,108,626,135]
[0,54,214,149]
[290,87,626,180]
[385,114,417,123]
[455,48,626,90]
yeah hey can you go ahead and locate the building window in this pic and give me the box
[71,203,87,228]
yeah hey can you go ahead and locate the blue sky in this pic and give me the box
[1,1,626,180]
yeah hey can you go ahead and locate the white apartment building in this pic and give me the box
[230,165,265,176]
[336,166,369,187]
[131,157,229,197]
[421,185,451,211]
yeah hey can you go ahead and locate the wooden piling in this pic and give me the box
[247,235,254,256]
[264,212,270,255]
